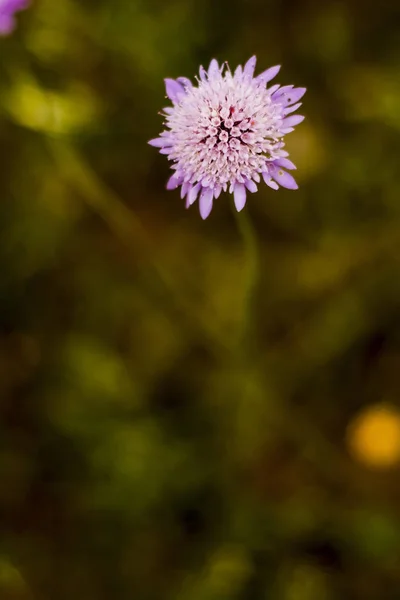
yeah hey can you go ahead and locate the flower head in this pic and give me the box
[0,0,30,35]
[149,56,306,219]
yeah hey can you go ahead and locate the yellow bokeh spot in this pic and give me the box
[347,404,400,468]
[205,545,252,596]
[0,557,27,593]
[4,76,102,134]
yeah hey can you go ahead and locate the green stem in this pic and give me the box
[232,206,259,357]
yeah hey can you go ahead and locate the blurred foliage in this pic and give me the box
[0,0,400,598]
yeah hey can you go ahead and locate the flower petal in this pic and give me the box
[208,59,219,78]
[274,158,297,170]
[199,66,207,81]
[187,183,201,206]
[270,165,298,189]
[164,78,185,103]
[214,185,222,199]
[282,114,305,127]
[180,182,190,199]
[243,55,257,79]
[268,84,280,95]
[234,64,243,81]
[256,65,281,84]
[274,86,306,106]
[148,137,171,148]
[285,87,307,105]
[199,188,214,219]
[166,174,183,190]
[177,76,193,90]
[283,102,302,116]
[245,179,258,193]
[271,85,293,101]
[262,172,279,190]
[233,183,247,211]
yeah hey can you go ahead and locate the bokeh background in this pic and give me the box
[1,0,400,598]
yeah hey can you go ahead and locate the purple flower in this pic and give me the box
[0,0,30,35]
[149,56,306,219]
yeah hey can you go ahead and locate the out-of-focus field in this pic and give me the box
[1,1,400,598]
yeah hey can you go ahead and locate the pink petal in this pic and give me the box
[243,56,257,79]
[281,115,305,127]
[214,185,222,199]
[164,79,185,103]
[187,183,201,206]
[199,66,207,81]
[208,59,219,77]
[234,64,243,81]
[262,172,279,190]
[270,166,298,190]
[273,86,306,106]
[256,65,281,84]
[148,137,170,148]
[268,84,280,95]
[245,180,258,193]
[180,182,190,199]
[177,76,193,90]
[166,174,182,190]
[283,102,302,116]
[233,183,247,211]
[199,188,214,219]
[284,87,307,105]
[274,158,296,170]
[271,85,293,101]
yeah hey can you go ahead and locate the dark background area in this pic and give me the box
[1,0,400,598]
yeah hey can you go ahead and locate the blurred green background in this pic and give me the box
[1,0,400,598]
